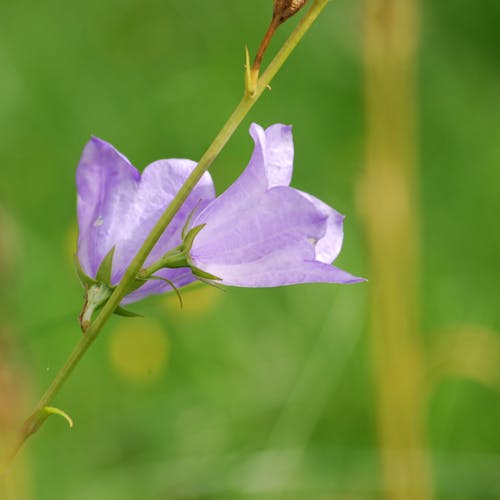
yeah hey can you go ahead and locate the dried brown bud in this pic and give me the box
[273,0,309,23]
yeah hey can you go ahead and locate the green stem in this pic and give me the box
[141,246,187,276]
[2,0,330,472]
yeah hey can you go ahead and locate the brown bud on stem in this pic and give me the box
[273,0,309,24]
[246,0,310,96]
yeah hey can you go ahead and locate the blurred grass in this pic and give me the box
[0,0,499,498]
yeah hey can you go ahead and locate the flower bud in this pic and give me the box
[273,0,309,23]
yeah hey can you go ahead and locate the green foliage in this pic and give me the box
[0,0,499,498]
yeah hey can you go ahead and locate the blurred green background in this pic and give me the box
[0,0,499,499]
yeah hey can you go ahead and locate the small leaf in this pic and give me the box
[158,249,189,269]
[183,224,206,250]
[43,406,74,428]
[182,200,202,240]
[192,266,222,282]
[244,45,256,96]
[96,246,116,286]
[147,275,184,309]
[195,276,226,292]
[114,306,142,318]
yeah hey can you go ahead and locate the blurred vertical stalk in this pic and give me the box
[360,0,433,498]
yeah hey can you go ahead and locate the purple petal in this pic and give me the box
[296,190,345,263]
[115,158,214,281]
[77,137,215,286]
[188,186,361,288]
[191,186,325,267]
[259,123,294,188]
[191,252,364,288]
[188,122,363,288]
[77,137,140,279]
[194,123,294,230]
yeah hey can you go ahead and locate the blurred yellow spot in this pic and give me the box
[164,284,221,317]
[109,319,169,384]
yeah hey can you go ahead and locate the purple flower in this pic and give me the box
[187,123,364,287]
[76,124,362,313]
[76,137,215,304]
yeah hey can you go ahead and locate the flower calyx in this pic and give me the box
[76,247,141,332]
[138,224,222,286]
[78,282,113,333]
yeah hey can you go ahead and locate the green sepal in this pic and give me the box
[74,254,97,288]
[95,246,116,286]
[183,224,206,250]
[182,202,202,240]
[132,275,184,309]
[182,224,222,284]
[158,250,189,269]
[114,306,142,318]
[196,276,226,291]
[191,265,222,282]
[147,275,183,309]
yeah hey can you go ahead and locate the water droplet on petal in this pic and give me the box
[93,216,104,227]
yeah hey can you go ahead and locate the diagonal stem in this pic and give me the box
[1,0,331,473]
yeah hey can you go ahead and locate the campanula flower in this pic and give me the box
[186,123,364,287]
[76,137,215,304]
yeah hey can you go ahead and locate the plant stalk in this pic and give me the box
[1,0,331,473]
[360,0,433,498]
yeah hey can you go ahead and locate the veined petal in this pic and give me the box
[193,253,364,288]
[194,123,294,231]
[190,186,325,266]
[188,121,364,289]
[296,190,345,263]
[77,137,140,278]
[112,158,215,282]
[76,137,215,285]
[257,123,294,188]
[242,122,294,190]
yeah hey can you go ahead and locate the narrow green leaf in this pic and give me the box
[95,246,116,286]
[147,275,183,309]
[114,306,142,318]
[183,224,206,250]
[192,265,222,281]
[181,201,202,240]
[195,276,226,292]
[42,406,73,428]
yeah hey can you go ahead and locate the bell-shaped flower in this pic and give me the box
[187,123,364,287]
[76,137,215,305]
